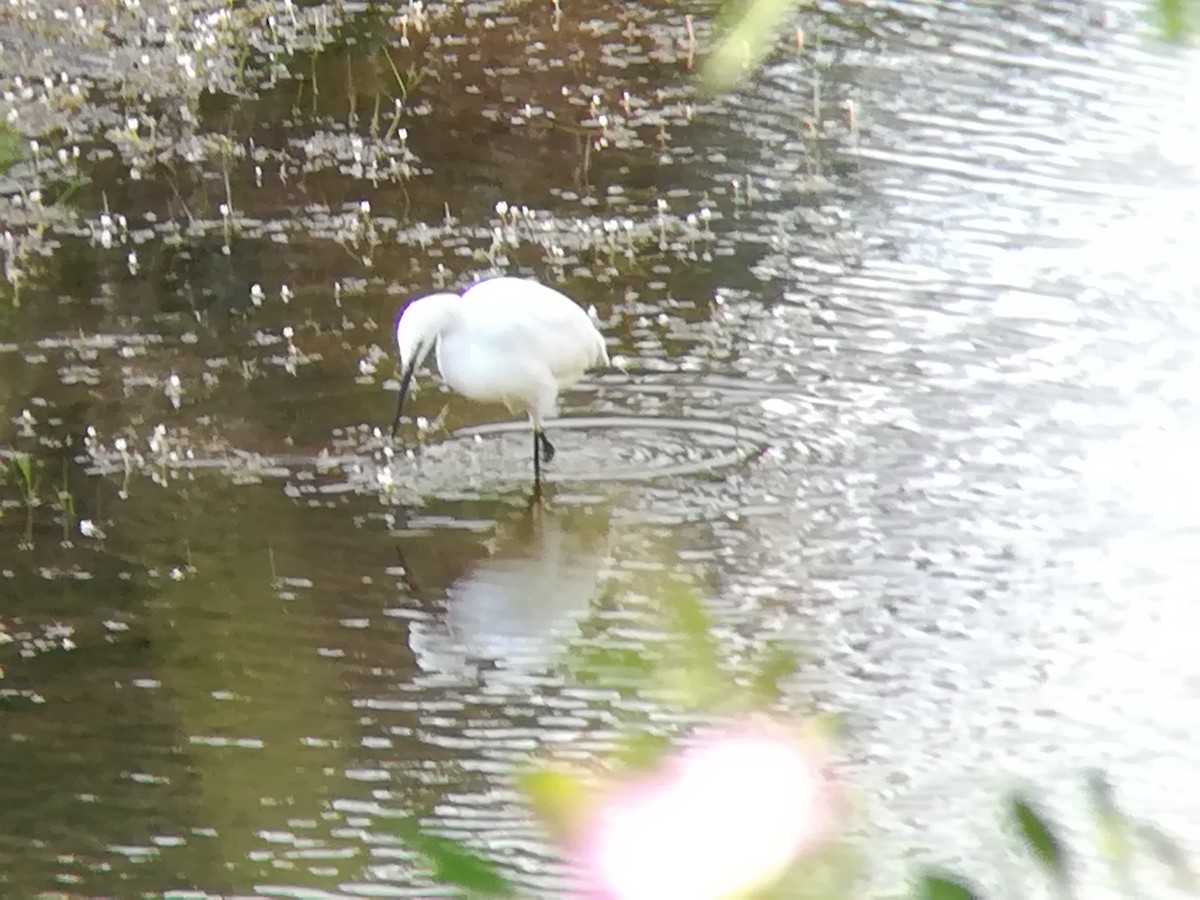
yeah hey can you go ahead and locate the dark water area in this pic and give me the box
[1,0,1198,896]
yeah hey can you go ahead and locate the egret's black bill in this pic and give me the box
[389,360,417,439]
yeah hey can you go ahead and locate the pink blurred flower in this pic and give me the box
[571,718,835,899]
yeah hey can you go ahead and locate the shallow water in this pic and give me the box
[1,0,1198,896]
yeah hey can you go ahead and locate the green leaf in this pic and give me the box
[14,453,32,485]
[1138,821,1198,891]
[0,123,22,175]
[1085,770,1132,876]
[1151,0,1200,42]
[567,643,657,687]
[749,643,800,701]
[518,767,591,843]
[665,586,715,640]
[1155,0,1188,41]
[387,817,512,896]
[664,588,722,672]
[650,588,737,709]
[917,871,984,900]
[701,0,804,94]
[612,730,673,771]
[54,174,90,207]
[1010,794,1069,891]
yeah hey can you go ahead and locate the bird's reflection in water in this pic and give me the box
[405,498,611,680]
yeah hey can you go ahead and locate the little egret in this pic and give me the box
[389,276,609,490]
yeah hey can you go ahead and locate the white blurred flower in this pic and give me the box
[571,719,834,899]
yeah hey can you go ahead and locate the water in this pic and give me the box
[1,0,1198,896]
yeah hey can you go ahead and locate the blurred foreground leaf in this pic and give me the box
[1152,0,1200,41]
[611,729,673,771]
[749,642,800,702]
[664,587,721,670]
[1139,821,1199,891]
[768,839,860,900]
[658,588,734,709]
[387,816,513,897]
[566,643,657,690]
[701,0,802,93]
[1011,794,1070,894]
[519,767,591,843]
[918,871,984,900]
[1086,770,1134,890]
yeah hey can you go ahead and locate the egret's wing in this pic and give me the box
[460,278,608,377]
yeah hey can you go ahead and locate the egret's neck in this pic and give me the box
[396,291,462,370]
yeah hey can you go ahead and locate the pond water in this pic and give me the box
[1,0,1198,896]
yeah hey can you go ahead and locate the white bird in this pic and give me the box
[389,276,609,491]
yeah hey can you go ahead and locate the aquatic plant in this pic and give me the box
[0,122,23,174]
[56,462,75,546]
[3,451,41,547]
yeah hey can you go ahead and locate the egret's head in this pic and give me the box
[394,292,453,371]
[390,291,459,438]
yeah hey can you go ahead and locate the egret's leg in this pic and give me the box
[532,428,544,495]
[528,382,559,466]
[538,430,556,464]
[528,386,557,493]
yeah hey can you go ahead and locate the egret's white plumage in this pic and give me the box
[390,276,608,489]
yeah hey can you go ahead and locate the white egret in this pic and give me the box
[390,276,609,490]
